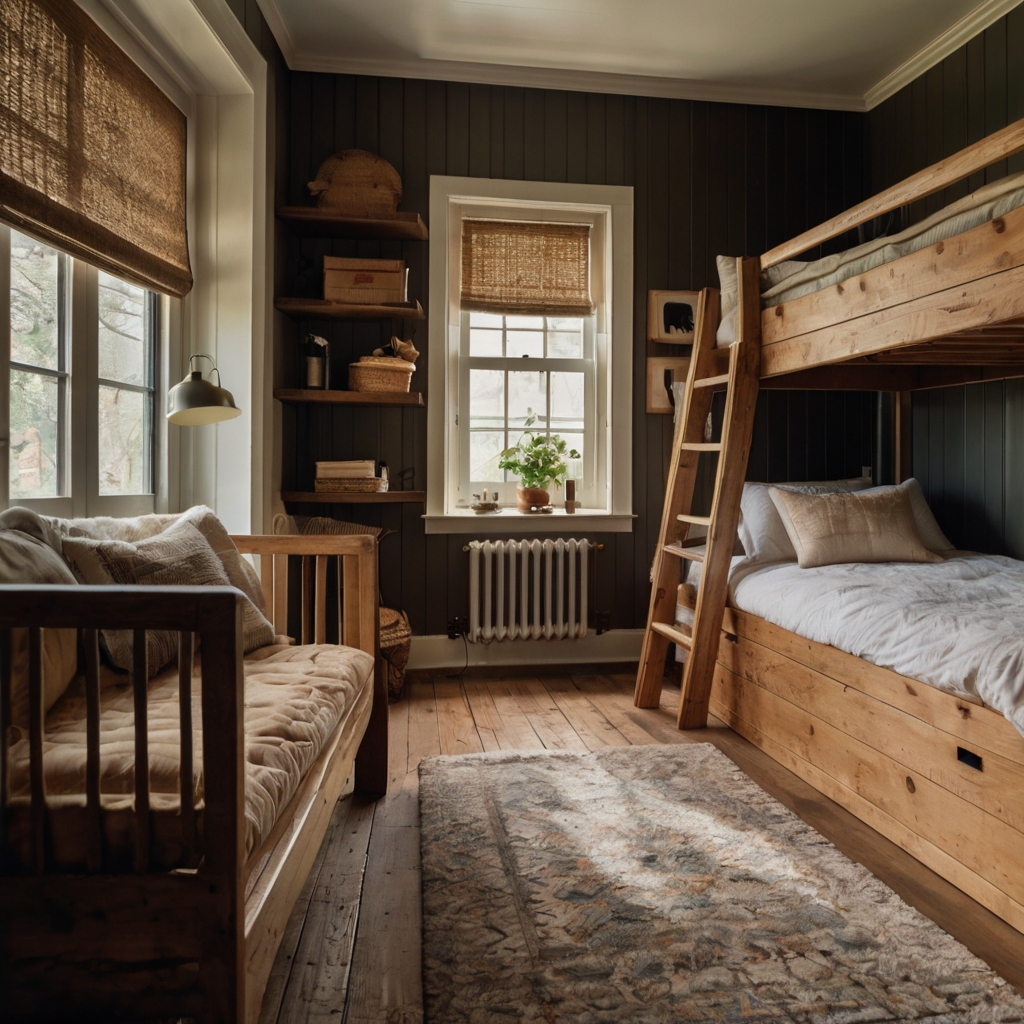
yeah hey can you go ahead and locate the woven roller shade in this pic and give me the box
[0,0,192,297]
[461,219,594,316]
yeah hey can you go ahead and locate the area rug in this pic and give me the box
[419,744,1024,1023]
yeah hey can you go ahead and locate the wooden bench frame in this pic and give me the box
[0,533,387,1023]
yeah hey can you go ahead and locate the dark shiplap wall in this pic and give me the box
[281,76,877,634]
[867,8,1024,556]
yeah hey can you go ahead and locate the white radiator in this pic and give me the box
[467,539,593,642]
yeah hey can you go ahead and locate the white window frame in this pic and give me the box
[1,225,163,518]
[457,311,598,508]
[426,176,634,535]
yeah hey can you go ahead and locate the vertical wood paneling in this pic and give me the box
[870,9,1024,558]
[284,74,873,633]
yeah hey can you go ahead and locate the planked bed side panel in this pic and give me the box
[709,674,1024,935]
[717,632,1024,832]
[721,606,1024,763]
[759,261,1024,378]
[762,204,1024,349]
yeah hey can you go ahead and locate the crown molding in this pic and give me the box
[255,0,296,66]
[293,51,865,112]
[864,0,1022,110]
[257,0,1023,114]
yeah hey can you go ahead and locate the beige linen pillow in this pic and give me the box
[861,478,955,555]
[0,526,81,729]
[768,486,944,569]
[62,518,275,674]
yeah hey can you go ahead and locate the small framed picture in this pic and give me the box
[647,290,699,343]
[646,357,690,414]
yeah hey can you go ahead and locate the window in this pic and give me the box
[3,225,160,516]
[426,177,634,533]
[462,312,593,502]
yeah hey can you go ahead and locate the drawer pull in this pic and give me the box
[957,746,983,772]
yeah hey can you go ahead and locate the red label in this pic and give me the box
[353,273,374,284]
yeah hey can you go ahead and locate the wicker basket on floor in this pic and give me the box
[380,608,412,703]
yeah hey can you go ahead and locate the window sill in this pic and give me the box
[422,509,635,535]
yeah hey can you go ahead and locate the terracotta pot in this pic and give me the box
[516,485,550,512]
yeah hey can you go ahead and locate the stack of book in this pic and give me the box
[314,460,388,494]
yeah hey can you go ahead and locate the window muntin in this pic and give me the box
[459,311,592,504]
[9,231,68,499]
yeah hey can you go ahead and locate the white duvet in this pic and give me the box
[718,554,1024,739]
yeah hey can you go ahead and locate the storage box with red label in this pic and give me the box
[323,256,407,304]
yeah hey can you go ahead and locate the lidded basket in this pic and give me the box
[308,150,403,216]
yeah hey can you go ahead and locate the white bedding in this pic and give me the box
[680,554,1024,738]
[716,170,1024,345]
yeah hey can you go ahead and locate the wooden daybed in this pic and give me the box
[638,118,1024,935]
[0,533,387,1023]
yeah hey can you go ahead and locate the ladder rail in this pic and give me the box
[634,258,762,725]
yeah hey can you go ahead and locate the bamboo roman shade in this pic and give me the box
[0,0,193,297]
[460,219,594,316]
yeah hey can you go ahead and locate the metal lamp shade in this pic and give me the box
[167,371,241,426]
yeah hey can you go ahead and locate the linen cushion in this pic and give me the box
[862,478,955,556]
[769,486,944,569]
[0,522,80,729]
[737,477,872,565]
[62,518,275,674]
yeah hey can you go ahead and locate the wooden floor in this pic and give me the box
[259,666,1024,1023]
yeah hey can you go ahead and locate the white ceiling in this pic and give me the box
[257,0,1020,111]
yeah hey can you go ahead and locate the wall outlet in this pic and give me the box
[447,616,467,639]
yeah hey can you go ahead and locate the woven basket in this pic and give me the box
[349,356,415,393]
[314,477,389,493]
[307,150,402,216]
[380,608,412,702]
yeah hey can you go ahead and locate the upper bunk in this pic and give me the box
[719,117,1024,392]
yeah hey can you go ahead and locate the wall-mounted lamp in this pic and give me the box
[167,354,241,426]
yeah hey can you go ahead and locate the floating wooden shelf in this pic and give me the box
[276,207,428,240]
[274,388,424,407]
[274,298,425,321]
[281,490,426,504]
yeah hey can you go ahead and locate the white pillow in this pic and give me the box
[861,478,955,555]
[737,477,873,565]
[715,255,738,345]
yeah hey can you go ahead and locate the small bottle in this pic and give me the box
[304,334,329,389]
[565,479,576,514]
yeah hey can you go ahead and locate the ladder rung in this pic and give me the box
[651,621,692,648]
[663,543,705,563]
[693,373,730,389]
[677,514,711,527]
[679,442,722,452]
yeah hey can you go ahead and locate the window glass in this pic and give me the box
[9,230,66,498]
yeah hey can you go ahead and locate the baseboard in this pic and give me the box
[407,629,644,670]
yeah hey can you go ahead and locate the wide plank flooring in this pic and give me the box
[260,666,1024,1023]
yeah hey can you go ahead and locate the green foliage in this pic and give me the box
[498,410,581,491]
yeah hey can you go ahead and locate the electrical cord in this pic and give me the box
[445,631,469,679]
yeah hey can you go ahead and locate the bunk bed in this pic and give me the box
[636,117,1024,935]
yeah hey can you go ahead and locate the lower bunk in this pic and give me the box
[710,604,1024,934]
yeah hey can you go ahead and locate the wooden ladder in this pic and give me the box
[634,257,761,728]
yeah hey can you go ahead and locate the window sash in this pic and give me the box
[1,222,160,515]
[455,310,599,508]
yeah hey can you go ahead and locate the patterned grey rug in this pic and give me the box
[419,744,1024,1023]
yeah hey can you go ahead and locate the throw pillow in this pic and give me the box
[768,487,944,569]
[62,519,275,675]
[861,478,955,555]
[0,525,81,729]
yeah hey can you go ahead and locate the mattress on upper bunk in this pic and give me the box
[715,169,1024,345]
[5,640,375,869]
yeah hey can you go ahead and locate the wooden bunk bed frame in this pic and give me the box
[641,117,1024,935]
[0,534,388,1024]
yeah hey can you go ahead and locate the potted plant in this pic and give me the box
[499,423,581,513]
